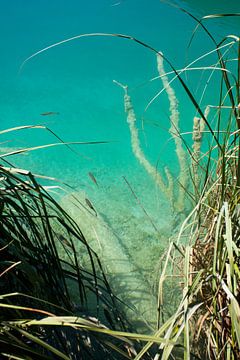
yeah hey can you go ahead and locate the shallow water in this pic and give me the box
[1,0,239,328]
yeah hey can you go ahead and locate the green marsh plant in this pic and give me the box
[1,5,240,360]
[0,164,135,359]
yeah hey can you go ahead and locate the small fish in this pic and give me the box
[111,0,124,6]
[40,111,59,116]
[88,172,98,187]
[59,234,72,248]
[85,198,97,216]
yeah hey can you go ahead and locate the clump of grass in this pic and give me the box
[0,165,136,359]
[151,11,240,359]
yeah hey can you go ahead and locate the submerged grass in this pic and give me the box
[1,5,240,360]
[0,165,135,359]
[152,10,240,359]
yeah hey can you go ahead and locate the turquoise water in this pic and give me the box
[1,0,239,174]
[1,0,239,328]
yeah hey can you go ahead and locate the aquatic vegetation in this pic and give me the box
[0,3,240,360]
[114,53,190,215]
[0,166,134,359]
[151,11,240,360]
[114,80,176,210]
[156,53,188,213]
